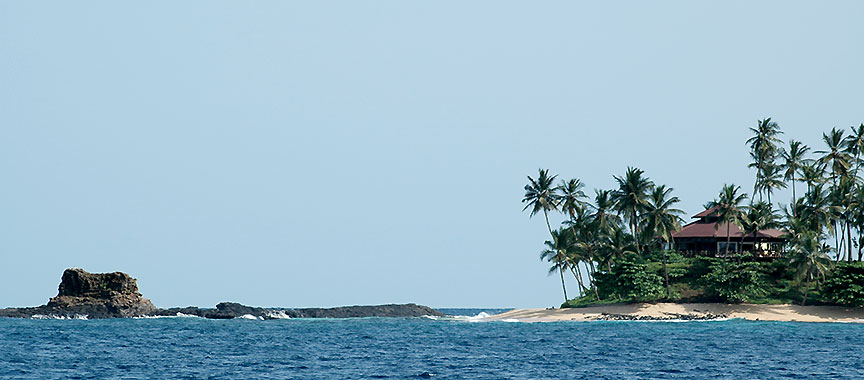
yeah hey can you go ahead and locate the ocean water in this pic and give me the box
[2,309,864,379]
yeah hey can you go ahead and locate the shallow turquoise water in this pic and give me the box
[2,311,864,379]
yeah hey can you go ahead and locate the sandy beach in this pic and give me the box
[487,303,864,323]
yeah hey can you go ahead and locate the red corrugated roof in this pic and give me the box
[672,220,786,239]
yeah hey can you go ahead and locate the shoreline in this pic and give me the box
[485,303,864,323]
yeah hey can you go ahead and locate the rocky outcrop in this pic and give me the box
[0,268,446,319]
[591,312,728,321]
[0,268,157,318]
[292,304,444,318]
[156,302,446,319]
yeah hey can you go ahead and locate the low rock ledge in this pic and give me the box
[0,269,446,319]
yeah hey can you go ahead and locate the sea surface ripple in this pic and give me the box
[2,309,864,379]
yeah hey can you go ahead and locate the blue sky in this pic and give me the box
[1,1,863,308]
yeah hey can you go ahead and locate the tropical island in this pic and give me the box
[516,118,864,321]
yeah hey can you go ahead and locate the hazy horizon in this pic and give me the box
[2,1,864,308]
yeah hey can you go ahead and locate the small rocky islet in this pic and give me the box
[0,268,446,319]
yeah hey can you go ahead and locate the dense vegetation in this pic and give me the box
[523,118,864,307]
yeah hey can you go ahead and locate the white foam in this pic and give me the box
[438,312,493,323]
[31,314,89,320]
[266,310,292,319]
[238,314,263,320]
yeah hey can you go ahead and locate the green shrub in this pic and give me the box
[595,257,665,302]
[823,262,864,307]
[700,260,767,303]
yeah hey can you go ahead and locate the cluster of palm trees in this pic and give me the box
[747,120,864,263]
[523,167,684,302]
[524,118,864,303]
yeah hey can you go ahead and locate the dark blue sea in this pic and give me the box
[3,308,864,379]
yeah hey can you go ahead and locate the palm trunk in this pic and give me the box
[559,267,568,303]
[858,233,863,262]
[792,172,797,204]
[543,210,555,239]
[802,280,811,306]
[726,223,732,256]
[632,217,641,255]
[662,249,671,299]
[844,151,861,260]
[578,264,589,295]
[572,264,587,296]
[834,220,840,260]
[848,220,853,262]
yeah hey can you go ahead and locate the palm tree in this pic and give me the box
[522,169,561,238]
[758,164,787,205]
[747,118,783,201]
[843,124,864,182]
[818,128,852,257]
[558,178,591,291]
[589,189,622,238]
[559,178,587,224]
[709,184,748,256]
[612,167,653,254]
[800,161,826,194]
[799,184,835,238]
[817,128,851,187]
[781,140,810,203]
[643,185,684,299]
[831,175,858,261]
[853,186,864,261]
[540,229,573,302]
[598,225,637,271]
[788,232,832,305]
[739,201,779,256]
[565,217,601,300]
[841,124,864,261]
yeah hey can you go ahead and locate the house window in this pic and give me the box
[717,241,738,253]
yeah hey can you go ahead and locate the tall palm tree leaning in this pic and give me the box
[522,168,562,239]
[709,184,748,256]
[781,140,811,204]
[644,185,684,299]
[541,229,573,302]
[612,167,653,254]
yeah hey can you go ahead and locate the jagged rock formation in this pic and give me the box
[0,268,157,318]
[0,268,447,319]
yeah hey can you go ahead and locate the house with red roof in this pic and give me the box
[672,206,788,257]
